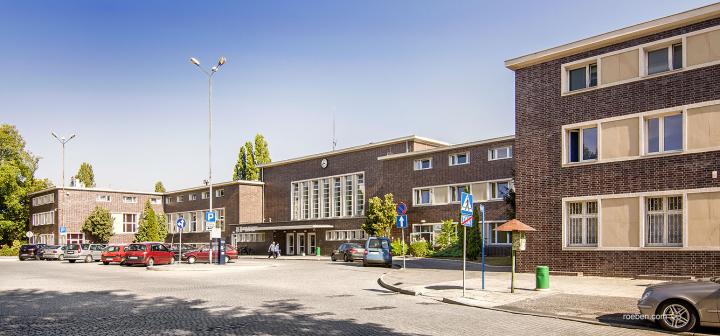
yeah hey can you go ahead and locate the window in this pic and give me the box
[414,158,432,170]
[325,230,366,241]
[38,233,55,245]
[302,182,310,219]
[489,181,511,200]
[32,194,54,206]
[165,197,171,204]
[355,174,365,216]
[176,195,184,202]
[291,173,364,220]
[236,233,265,243]
[647,43,683,75]
[191,212,198,232]
[150,197,161,205]
[488,223,511,244]
[32,211,54,226]
[449,185,470,203]
[489,146,513,160]
[202,191,209,199]
[123,213,138,233]
[645,196,683,247]
[449,152,469,166]
[334,177,342,217]
[312,181,320,219]
[646,113,683,154]
[189,194,198,201]
[217,209,225,232]
[215,189,224,197]
[322,179,330,218]
[414,188,432,205]
[96,195,112,202]
[566,201,598,246]
[567,127,598,163]
[410,224,442,245]
[123,196,137,204]
[291,183,300,220]
[345,176,354,216]
[568,63,597,91]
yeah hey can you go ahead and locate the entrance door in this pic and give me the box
[286,233,295,256]
[297,233,306,255]
[308,233,316,255]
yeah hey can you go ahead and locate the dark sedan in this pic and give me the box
[18,244,46,261]
[331,243,366,262]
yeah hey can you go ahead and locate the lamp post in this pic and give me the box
[51,132,76,245]
[190,56,226,264]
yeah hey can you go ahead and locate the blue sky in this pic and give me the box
[1,0,714,191]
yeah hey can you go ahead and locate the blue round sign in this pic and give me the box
[396,202,407,215]
[176,218,186,229]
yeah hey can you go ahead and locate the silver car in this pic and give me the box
[65,243,106,263]
[638,277,720,332]
[362,237,392,268]
[39,245,66,260]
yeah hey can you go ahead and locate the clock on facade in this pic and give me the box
[321,158,328,168]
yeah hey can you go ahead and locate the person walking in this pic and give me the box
[272,242,280,259]
[267,242,276,259]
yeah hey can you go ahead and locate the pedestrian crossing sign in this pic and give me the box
[460,192,473,216]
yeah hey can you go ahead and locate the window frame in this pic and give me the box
[448,184,471,203]
[489,181,512,200]
[122,213,139,233]
[414,188,433,206]
[96,195,112,202]
[414,158,433,170]
[448,152,470,166]
[566,201,599,247]
[644,196,684,247]
[488,146,513,161]
[566,62,598,92]
[215,189,225,198]
[644,112,684,155]
[644,42,683,76]
[565,125,599,164]
[122,196,138,204]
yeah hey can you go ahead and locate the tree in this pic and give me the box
[75,162,95,187]
[154,181,166,193]
[156,210,168,240]
[0,124,52,246]
[135,201,164,242]
[435,219,458,250]
[362,193,397,238]
[232,145,247,181]
[82,206,113,243]
[254,133,271,165]
[466,205,483,259]
[504,169,516,219]
[244,141,259,180]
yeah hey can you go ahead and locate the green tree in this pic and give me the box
[134,201,163,242]
[0,124,52,246]
[244,141,259,180]
[466,205,483,259]
[154,181,166,193]
[82,206,113,243]
[254,133,271,165]
[232,145,247,181]
[435,219,458,250]
[504,170,516,219]
[75,162,95,187]
[156,210,168,240]
[362,193,397,238]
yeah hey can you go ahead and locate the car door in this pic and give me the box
[198,247,210,262]
[337,244,345,258]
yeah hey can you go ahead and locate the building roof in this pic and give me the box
[28,180,264,196]
[165,180,263,194]
[258,135,449,168]
[505,3,720,70]
[377,135,514,161]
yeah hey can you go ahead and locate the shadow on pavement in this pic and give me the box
[401,258,509,272]
[0,289,422,336]
[596,313,719,335]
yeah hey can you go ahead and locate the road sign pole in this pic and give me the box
[481,205,486,290]
[179,229,182,265]
[462,225,467,297]
[402,226,406,269]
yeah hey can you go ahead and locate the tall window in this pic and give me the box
[123,213,138,233]
[292,183,300,220]
[291,173,364,220]
[414,189,432,205]
[312,181,320,219]
[217,209,225,232]
[345,176,354,216]
[449,152,469,166]
[189,194,197,201]
[322,179,330,218]
[334,177,342,217]
[202,191,210,199]
[567,201,598,246]
[645,196,683,247]
[567,127,598,163]
[355,174,365,216]
[176,195,184,202]
[302,182,309,219]
[489,146,513,160]
[449,185,470,202]
[191,212,198,232]
[646,113,683,154]
[490,181,511,200]
[647,43,683,75]
[414,158,432,170]
[488,222,511,244]
[568,63,597,91]
[215,189,224,197]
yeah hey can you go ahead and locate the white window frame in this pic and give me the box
[488,146,513,161]
[566,201,599,247]
[414,158,433,170]
[237,233,266,243]
[643,41,683,76]
[289,171,365,220]
[414,188,433,206]
[448,152,469,166]
[564,125,599,164]
[487,221,512,245]
[32,194,55,206]
[165,197,171,204]
[96,195,112,202]
[122,196,137,204]
[176,195,184,202]
[122,213,139,233]
[32,211,55,226]
[150,197,161,205]
[643,112,684,155]
[202,191,210,199]
[448,184,471,203]
[644,196,684,247]
[189,193,198,201]
[565,62,598,92]
[325,230,366,241]
[215,189,225,197]
[489,181,512,200]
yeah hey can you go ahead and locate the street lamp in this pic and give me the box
[51,131,76,245]
[189,56,226,264]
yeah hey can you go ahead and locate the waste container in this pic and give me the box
[315,247,321,256]
[536,265,550,290]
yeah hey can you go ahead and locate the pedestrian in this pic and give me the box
[272,243,280,259]
[267,242,276,258]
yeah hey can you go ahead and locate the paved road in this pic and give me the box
[0,258,664,336]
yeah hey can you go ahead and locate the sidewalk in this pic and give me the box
[379,258,674,331]
[236,255,327,261]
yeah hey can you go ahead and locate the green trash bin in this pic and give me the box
[316,247,321,256]
[536,266,550,290]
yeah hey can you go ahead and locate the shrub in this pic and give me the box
[391,238,407,256]
[431,242,462,258]
[409,240,431,257]
[0,240,23,256]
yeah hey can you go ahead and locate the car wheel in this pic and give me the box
[18,257,24,261]
[224,255,230,264]
[58,255,64,261]
[657,300,698,332]
[331,254,336,262]
[102,261,110,265]
[187,256,196,264]
[69,259,76,263]
[84,255,92,263]
[147,258,155,267]
[362,260,368,267]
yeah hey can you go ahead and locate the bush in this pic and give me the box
[409,240,431,257]
[0,240,23,256]
[431,242,462,258]
[391,238,407,256]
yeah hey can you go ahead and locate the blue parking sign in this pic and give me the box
[205,211,217,223]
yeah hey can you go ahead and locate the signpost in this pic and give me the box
[460,192,473,297]
[25,231,33,244]
[479,204,486,290]
[395,203,408,269]
[205,211,216,264]
[176,218,186,264]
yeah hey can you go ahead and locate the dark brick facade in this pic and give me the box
[513,18,720,277]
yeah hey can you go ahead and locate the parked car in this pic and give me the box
[638,277,720,332]
[168,243,199,261]
[18,244,47,261]
[101,245,127,265]
[362,237,392,268]
[39,245,66,261]
[331,243,366,262]
[182,245,238,264]
[65,243,106,263]
[123,242,174,267]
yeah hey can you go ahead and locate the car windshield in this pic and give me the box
[126,244,147,251]
[105,246,119,252]
[347,244,362,249]
[368,239,380,249]
[67,244,80,250]
[81,244,89,250]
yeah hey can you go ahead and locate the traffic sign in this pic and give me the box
[460,192,473,216]
[59,226,67,234]
[461,214,473,227]
[25,231,33,238]
[396,215,408,229]
[176,218,186,229]
[205,211,217,223]
[396,202,407,215]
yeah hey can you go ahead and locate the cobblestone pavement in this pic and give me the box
[0,258,665,336]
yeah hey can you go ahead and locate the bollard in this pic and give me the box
[315,246,321,257]
[536,265,550,290]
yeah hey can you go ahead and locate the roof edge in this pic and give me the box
[377,135,515,161]
[28,180,264,196]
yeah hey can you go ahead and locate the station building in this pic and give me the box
[506,3,720,277]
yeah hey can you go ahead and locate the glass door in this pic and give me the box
[297,233,306,255]
[286,233,295,255]
[308,233,316,255]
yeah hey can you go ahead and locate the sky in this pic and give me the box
[1,0,715,191]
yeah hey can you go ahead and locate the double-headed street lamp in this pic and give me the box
[51,132,76,244]
[189,56,226,264]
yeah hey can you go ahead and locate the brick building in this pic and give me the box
[506,3,720,277]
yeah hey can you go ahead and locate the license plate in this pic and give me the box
[128,256,138,260]
[20,254,28,256]
[369,251,379,255]
[68,251,74,254]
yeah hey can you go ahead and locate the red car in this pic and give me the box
[101,245,127,265]
[123,242,174,267]
[182,245,238,264]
